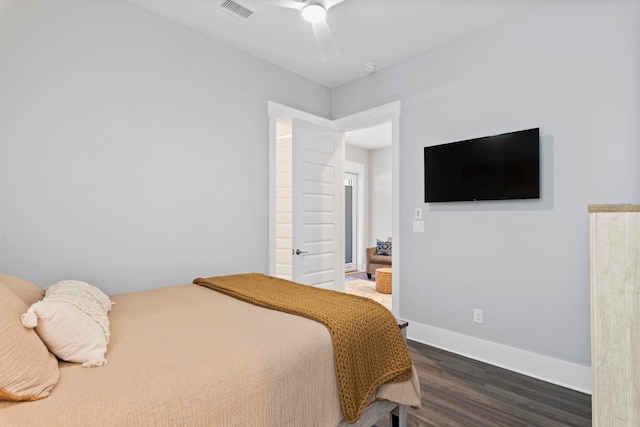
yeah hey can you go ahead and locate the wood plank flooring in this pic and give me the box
[376,340,591,427]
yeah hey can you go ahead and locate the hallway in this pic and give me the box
[344,271,391,311]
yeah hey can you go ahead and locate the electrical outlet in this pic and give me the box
[473,309,483,324]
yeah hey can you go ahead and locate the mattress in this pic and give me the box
[0,283,420,426]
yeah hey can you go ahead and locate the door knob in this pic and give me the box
[295,249,309,255]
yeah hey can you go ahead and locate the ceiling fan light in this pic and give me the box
[301,4,326,23]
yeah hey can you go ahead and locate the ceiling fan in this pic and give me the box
[266,0,345,61]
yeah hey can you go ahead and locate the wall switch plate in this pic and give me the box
[473,309,483,324]
[414,208,422,220]
[413,220,424,232]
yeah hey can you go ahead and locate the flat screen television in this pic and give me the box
[424,128,540,202]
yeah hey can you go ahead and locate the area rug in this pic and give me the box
[344,279,391,311]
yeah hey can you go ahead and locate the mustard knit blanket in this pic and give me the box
[193,273,412,423]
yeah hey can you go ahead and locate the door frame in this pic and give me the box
[268,100,401,314]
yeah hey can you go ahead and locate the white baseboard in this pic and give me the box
[407,321,592,395]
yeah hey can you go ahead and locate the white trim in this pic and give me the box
[268,101,334,128]
[390,109,400,318]
[267,108,277,277]
[333,101,401,131]
[408,321,592,394]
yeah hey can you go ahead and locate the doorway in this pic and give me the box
[344,159,365,274]
[268,101,401,313]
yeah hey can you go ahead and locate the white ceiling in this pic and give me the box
[345,122,391,150]
[126,0,548,89]
[125,0,548,150]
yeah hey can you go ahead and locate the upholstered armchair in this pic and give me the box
[365,238,392,279]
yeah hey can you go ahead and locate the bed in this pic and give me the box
[0,272,421,426]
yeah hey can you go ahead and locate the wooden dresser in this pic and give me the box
[589,204,640,426]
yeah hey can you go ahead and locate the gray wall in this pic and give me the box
[333,0,640,368]
[369,147,392,245]
[0,0,330,294]
[345,145,393,248]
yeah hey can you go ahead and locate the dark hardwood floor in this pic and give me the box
[345,271,591,426]
[376,340,592,427]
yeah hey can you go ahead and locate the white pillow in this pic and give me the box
[21,280,114,367]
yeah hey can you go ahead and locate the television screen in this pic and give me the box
[424,128,540,202]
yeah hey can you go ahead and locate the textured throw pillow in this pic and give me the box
[0,272,44,306]
[376,239,392,256]
[21,280,114,368]
[0,282,59,401]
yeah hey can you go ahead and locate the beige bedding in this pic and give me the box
[0,283,420,426]
[194,273,413,423]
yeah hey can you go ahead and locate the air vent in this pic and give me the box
[219,0,255,20]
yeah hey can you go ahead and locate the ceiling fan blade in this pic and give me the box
[322,0,345,11]
[266,0,344,11]
[311,20,339,61]
[262,0,303,11]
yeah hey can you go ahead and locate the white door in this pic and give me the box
[291,117,343,290]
